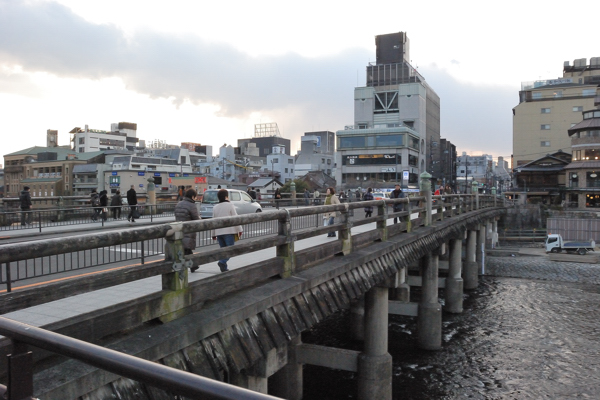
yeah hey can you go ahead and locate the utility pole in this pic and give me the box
[464,155,468,194]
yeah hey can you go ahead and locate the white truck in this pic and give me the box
[545,234,596,255]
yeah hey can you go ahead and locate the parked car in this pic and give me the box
[372,192,388,201]
[199,189,262,219]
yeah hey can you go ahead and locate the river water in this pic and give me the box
[302,276,600,399]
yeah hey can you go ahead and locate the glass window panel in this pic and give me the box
[339,136,365,148]
[375,135,403,147]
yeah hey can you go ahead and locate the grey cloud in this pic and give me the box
[420,65,515,156]
[0,1,366,122]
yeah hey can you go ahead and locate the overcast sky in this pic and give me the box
[1,0,597,163]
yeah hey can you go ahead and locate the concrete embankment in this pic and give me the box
[486,246,600,285]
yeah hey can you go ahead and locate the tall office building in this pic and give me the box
[513,57,600,167]
[336,31,441,188]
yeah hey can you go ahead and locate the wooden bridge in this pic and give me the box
[0,189,505,400]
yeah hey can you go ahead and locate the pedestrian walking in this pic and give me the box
[390,183,405,224]
[99,190,108,221]
[274,188,282,200]
[323,187,340,237]
[19,186,33,225]
[175,189,201,272]
[211,189,243,272]
[90,189,101,221]
[304,188,310,206]
[247,187,257,200]
[363,187,374,218]
[355,189,362,201]
[127,185,138,222]
[110,190,122,219]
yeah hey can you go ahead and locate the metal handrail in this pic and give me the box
[0,317,279,400]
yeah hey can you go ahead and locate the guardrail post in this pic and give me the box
[376,201,388,241]
[4,263,12,293]
[472,181,479,210]
[7,340,34,400]
[160,222,192,323]
[277,210,296,278]
[404,198,412,233]
[339,204,352,255]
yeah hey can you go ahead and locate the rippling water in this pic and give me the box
[302,277,600,399]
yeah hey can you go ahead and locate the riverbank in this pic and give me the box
[486,244,600,285]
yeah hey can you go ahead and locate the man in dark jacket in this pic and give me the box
[174,189,201,272]
[110,190,122,219]
[19,186,33,225]
[390,183,405,224]
[90,189,101,221]
[126,185,138,222]
[99,190,109,221]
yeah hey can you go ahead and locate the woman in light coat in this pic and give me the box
[211,189,243,272]
[324,187,340,237]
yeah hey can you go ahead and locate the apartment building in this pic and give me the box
[513,57,600,167]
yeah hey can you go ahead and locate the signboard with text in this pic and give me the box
[343,154,399,166]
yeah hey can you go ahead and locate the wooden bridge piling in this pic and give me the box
[445,238,464,314]
[417,252,442,351]
[464,228,479,289]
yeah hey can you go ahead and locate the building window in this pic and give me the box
[583,89,596,97]
[327,159,331,165]
[408,155,418,167]
[288,159,293,164]
[541,141,551,147]
[375,134,403,147]
[569,173,579,188]
[339,136,365,148]
[541,108,551,114]
[284,168,288,173]
[553,90,562,98]
[587,172,600,188]
[532,92,542,99]
[573,106,583,112]
[272,158,278,163]
[541,124,550,130]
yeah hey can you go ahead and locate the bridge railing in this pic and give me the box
[0,316,279,400]
[0,194,496,293]
[0,192,501,399]
[0,202,179,233]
